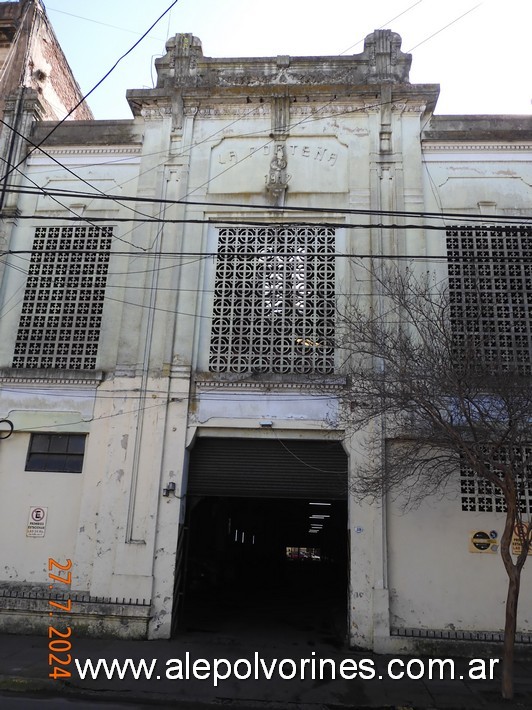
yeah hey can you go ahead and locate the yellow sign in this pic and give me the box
[511,523,532,556]
[469,530,499,554]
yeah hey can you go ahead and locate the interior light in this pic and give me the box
[309,502,332,506]
[296,337,322,347]
[309,529,319,533]
[310,514,330,519]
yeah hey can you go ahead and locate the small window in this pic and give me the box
[25,434,86,473]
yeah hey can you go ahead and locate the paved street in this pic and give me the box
[1,629,532,709]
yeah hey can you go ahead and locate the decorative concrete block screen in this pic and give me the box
[460,448,532,514]
[209,226,335,374]
[447,225,532,374]
[13,226,112,369]
[448,226,532,513]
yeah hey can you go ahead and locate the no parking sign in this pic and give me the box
[26,506,48,538]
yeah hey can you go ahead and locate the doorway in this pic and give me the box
[174,437,349,644]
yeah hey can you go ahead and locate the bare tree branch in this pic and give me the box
[335,261,532,700]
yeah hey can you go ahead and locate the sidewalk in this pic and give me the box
[0,629,531,709]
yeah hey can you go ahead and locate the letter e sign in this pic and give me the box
[27,506,48,537]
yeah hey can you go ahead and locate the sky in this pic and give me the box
[42,0,532,120]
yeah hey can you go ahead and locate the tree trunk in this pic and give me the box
[501,561,520,699]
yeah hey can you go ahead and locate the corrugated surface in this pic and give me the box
[187,437,348,499]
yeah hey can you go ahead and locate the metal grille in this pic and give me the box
[460,448,532,514]
[209,226,335,374]
[12,226,112,370]
[187,437,348,499]
[447,225,532,373]
[392,626,532,643]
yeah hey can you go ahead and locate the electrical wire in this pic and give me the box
[0,116,167,231]
[406,3,483,52]
[0,7,527,423]
[7,43,430,223]
[274,435,348,474]
[0,8,526,314]
[0,1,511,249]
[5,78,525,249]
[2,248,528,261]
[7,92,389,225]
[339,0,425,55]
[45,5,167,41]
[0,146,151,252]
[15,400,169,432]
[0,0,180,186]
[0,385,340,402]
[3,183,530,226]
[0,91,401,248]
[2,216,530,233]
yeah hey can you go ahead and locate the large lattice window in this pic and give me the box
[12,226,112,370]
[209,226,335,374]
[460,448,532,514]
[447,225,532,373]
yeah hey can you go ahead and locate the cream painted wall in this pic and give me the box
[0,431,84,584]
[422,149,532,215]
[0,147,142,372]
[387,481,532,634]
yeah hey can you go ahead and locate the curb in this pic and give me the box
[1,673,531,709]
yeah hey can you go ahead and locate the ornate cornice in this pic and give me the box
[0,370,103,387]
[423,142,532,152]
[28,146,142,159]
[195,379,345,391]
[140,106,173,121]
[195,105,270,118]
[392,103,427,113]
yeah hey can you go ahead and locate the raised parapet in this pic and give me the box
[149,29,411,92]
[362,29,411,84]
[154,33,203,89]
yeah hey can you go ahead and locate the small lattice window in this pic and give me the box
[460,447,532,514]
[26,433,86,473]
[12,226,112,370]
[447,225,532,373]
[209,226,335,374]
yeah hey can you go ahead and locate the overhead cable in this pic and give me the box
[0,0,180,186]
[3,184,530,225]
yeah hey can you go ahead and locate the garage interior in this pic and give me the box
[176,437,348,644]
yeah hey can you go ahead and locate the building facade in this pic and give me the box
[0,26,531,651]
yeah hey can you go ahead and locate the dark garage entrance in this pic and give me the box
[175,437,348,644]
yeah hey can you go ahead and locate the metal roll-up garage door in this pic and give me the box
[187,437,348,499]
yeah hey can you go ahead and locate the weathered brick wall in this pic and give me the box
[0,0,93,121]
